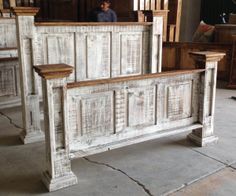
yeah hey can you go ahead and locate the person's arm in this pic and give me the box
[112,10,117,22]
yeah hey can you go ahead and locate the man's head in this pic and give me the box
[99,0,111,12]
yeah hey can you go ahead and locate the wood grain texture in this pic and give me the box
[34,64,73,79]
[0,17,21,109]
[228,36,236,88]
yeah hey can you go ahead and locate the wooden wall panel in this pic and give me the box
[162,42,233,81]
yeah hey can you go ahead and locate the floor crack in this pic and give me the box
[189,146,236,168]
[83,157,154,196]
[0,111,23,130]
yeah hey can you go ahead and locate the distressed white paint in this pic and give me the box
[36,52,223,191]
[15,12,163,144]
[0,17,21,109]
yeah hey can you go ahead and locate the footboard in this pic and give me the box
[35,51,224,192]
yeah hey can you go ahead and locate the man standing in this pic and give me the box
[90,0,117,22]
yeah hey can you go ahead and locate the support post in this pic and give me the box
[188,51,225,147]
[150,13,163,73]
[12,7,45,144]
[0,0,3,10]
[34,64,78,192]
[9,0,16,7]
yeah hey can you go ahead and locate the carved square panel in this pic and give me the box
[0,65,16,97]
[127,86,156,127]
[120,33,142,75]
[77,92,114,137]
[86,33,111,79]
[44,34,75,81]
[167,82,192,120]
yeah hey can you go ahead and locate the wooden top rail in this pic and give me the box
[34,64,73,79]
[67,70,205,89]
[34,22,153,27]
[0,47,17,51]
[34,64,204,85]
[163,42,232,47]
[0,57,18,62]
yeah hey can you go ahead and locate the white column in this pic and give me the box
[34,64,78,192]
[188,51,225,147]
[150,13,163,73]
[13,7,44,144]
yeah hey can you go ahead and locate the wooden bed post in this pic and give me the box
[34,64,78,192]
[9,0,16,7]
[0,0,3,10]
[188,51,225,147]
[151,14,163,73]
[13,7,44,144]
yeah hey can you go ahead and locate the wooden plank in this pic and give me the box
[67,69,205,89]
[0,0,3,10]
[145,0,150,10]
[150,0,156,10]
[34,22,153,26]
[9,0,16,7]
[156,0,161,9]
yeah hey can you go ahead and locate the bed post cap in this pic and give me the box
[189,51,225,62]
[34,64,73,80]
[12,7,40,16]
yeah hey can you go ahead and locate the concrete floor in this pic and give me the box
[0,88,236,196]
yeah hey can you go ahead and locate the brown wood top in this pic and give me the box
[0,9,10,13]
[163,42,232,47]
[68,69,205,89]
[12,7,39,16]
[189,51,226,62]
[34,64,73,79]
[35,22,153,27]
[0,57,18,62]
[0,47,17,51]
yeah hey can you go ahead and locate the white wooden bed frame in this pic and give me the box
[34,51,225,191]
[12,7,163,144]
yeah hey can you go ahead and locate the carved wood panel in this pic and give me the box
[0,64,17,97]
[0,20,17,48]
[67,73,199,152]
[127,86,156,127]
[120,33,143,75]
[42,33,75,81]
[166,81,192,120]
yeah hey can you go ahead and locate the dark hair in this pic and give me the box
[100,0,111,4]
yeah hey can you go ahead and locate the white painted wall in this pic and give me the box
[180,0,201,42]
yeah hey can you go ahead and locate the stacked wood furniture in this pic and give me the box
[0,10,20,109]
[163,21,236,88]
[12,6,224,192]
[162,42,235,81]
[13,7,163,144]
[134,0,182,42]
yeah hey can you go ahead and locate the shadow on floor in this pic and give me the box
[0,174,47,195]
[0,134,22,147]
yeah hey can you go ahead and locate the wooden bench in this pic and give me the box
[34,51,224,192]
